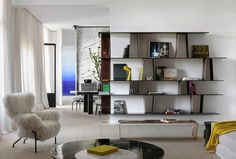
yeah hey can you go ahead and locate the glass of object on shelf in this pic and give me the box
[145,76,153,81]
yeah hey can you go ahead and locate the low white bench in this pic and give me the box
[118,119,199,139]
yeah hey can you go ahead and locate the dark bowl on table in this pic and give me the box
[84,79,92,83]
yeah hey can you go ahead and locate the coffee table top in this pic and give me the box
[50,139,164,159]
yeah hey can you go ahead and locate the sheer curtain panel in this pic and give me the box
[15,8,49,108]
[0,0,14,135]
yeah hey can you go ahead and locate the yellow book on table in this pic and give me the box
[87,145,118,156]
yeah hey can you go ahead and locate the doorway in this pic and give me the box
[44,43,56,107]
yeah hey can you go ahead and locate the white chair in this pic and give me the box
[3,93,60,153]
[72,96,84,111]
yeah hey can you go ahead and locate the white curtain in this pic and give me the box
[0,5,49,135]
[15,8,49,108]
[43,27,55,93]
[0,0,14,135]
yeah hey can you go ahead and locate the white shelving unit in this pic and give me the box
[102,32,225,115]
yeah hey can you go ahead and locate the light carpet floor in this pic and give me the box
[0,107,219,159]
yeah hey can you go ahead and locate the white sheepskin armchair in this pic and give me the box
[3,92,60,153]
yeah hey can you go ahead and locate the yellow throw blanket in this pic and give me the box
[206,121,236,153]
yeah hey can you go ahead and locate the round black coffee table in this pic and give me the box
[50,139,164,159]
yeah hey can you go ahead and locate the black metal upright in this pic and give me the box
[200,95,204,113]
[185,33,189,58]
[88,94,94,114]
[209,58,214,80]
[84,95,88,112]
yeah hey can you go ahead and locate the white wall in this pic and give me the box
[110,0,236,121]
[62,29,76,45]
[110,0,236,33]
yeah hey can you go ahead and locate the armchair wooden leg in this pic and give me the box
[32,131,37,153]
[23,138,28,144]
[12,138,22,147]
[55,137,57,144]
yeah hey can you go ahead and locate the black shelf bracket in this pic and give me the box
[209,58,214,80]
[200,95,204,113]
[151,95,155,113]
[185,33,189,58]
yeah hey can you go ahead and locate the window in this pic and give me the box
[62,46,76,96]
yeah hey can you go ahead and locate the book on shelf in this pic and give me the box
[192,45,209,58]
[102,84,110,92]
[123,45,130,58]
[113,64,127,81]
[182,77,201,81]
[148,91,165,95]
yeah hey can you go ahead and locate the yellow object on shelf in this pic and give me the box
[139,67,143,80]
[87,145,119,156]
[123,65,131,81]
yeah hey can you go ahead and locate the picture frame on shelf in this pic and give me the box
[114,100,127,114]
[149,42,170,58]
[164,68,178,80]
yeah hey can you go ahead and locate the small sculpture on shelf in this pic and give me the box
[145,76,153,81]
[164,108,182,115]
[188,81,197,95]
[123,65,131,81]
[139,67,143,80]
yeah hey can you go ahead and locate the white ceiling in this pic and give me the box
[12,0,110,6]
[12,0,110,31]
